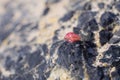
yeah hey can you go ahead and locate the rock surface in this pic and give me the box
[0,0,120,80]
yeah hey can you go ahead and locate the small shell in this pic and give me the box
[64,32,80,43]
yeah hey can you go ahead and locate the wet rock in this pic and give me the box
[100,12,117,28]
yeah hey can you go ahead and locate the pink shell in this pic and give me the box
[64,32,80,43]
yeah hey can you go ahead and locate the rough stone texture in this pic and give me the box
[0,0,120,80]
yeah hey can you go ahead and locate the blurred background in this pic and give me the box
[0,0,120,80]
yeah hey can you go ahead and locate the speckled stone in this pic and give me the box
[0,0,120,80]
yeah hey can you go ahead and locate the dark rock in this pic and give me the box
[99,30,113,45]
[61,26,65,29]
[38,60,46,73]
[109,37,120,44]
[41,44,48,54]
[86,47,97,56]
[30,23,39,30]
[15,62,25,74]
[52,35,58,42]
[112,61,120,79]
[46,0,60,4]
[50,40,64,56]
[0,9,13,27]
[17,45,31,54]
[60,11,75,22]
[102,76,111,80]
[24,73,34,80]
[85,41,97,48]
[98,3,105,9]
[17,55,23,62]
[69,0,83,11]
[107,5,113,9]
[11,45,47,79]
[0,22,16,44]
[18,23,32,32]
[102,67,111,80]
[112,61,120,69]
[117,68,120,75]
[83,41,97,65]
[115,3,120,12]
[14,76,26,80]
[77,11,97,28]
[86,65,101,80]
[73,27,80,34]
[5,56,15,70]
[100,12,117,28]
[54,29,60,36]
[111,70,119,77]
[27,50,45,69]
[42,7,50,16]
[83,2,91,10]
[83,19,99,32]
[44,71,51,79]
[39,75,46,80]
[100,45,120,65]
[97,67,104,80]
[80,31,95,41]
[114,30,120,36]
[77,12,97,41]
[57,41,84,77]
